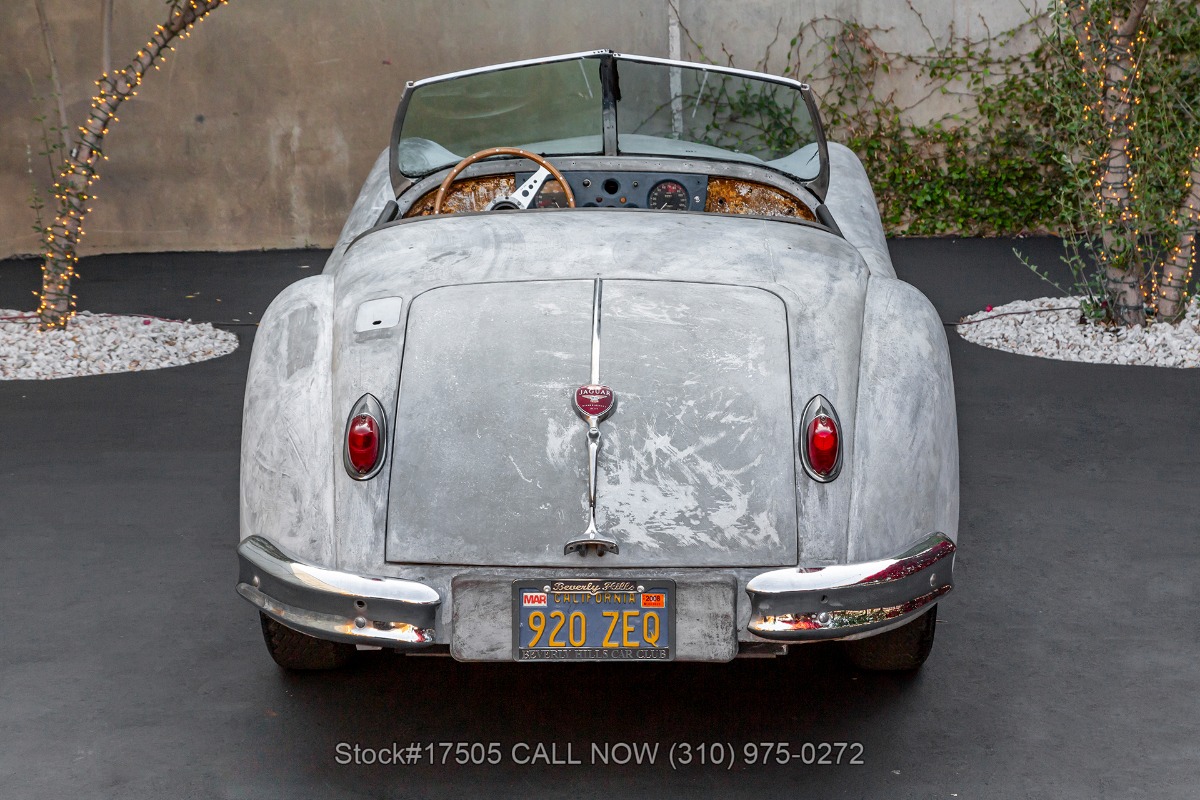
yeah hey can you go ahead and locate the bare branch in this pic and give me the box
[102,0,114,77]
[32,0,70,154]
[1118,0,1150,39]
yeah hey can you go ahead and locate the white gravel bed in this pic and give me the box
[0,310,239,380]
[957,296,1200,368]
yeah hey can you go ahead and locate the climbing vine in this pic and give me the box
[682,0,1200,326]
[683,3,1197,234]
[681,7,1064,236]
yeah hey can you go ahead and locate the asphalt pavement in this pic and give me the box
[0,239,1197,799]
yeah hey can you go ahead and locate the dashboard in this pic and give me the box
[513,171,709,211]
[402,171,816,222]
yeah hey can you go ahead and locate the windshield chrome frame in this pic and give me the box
[388,50,829,200]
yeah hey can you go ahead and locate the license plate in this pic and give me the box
[512,579,675,661]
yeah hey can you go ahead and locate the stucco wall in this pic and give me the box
[0,0,1036,259]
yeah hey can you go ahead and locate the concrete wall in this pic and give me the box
[0,0,1037,259]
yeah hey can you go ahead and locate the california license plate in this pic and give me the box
[512,579,675,661]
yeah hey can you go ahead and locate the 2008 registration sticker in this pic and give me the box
[512,579,675,661]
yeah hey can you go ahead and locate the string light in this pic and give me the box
[37,0,230,330]
[1065,0,1148,325]
[1151,144,1200,320]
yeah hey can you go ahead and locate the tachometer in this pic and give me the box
[648,180,690,211]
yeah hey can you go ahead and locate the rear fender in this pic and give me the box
[324,148,392,275]
[240,274,336,564]
[825,143,895,279]
[847,278,959,561]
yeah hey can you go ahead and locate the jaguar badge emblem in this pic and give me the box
[574,384,615,420]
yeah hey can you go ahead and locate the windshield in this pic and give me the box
[395,54,822,183]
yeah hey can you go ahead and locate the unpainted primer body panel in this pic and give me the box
[386,279,798,567]
[848,278,959,560]
[322,211,868,576]
[596,281,796,562]
[823,143,895,279]
[240,275,336,565]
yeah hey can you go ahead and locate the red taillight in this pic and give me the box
[344,394,387,480]
[346,414,380,474]
[806,415,839,477]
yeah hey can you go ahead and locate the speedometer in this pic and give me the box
[647,180,690,211]
[534,179,570,208]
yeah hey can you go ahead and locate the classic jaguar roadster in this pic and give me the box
[237,51,958,671]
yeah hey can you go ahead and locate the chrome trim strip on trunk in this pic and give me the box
[236,535,440,647]
[564,279,620,557]
[745,532,955,640]
[590,278,602,385]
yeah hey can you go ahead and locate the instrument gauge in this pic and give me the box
[647,180,690,211]
[534,180,570,208]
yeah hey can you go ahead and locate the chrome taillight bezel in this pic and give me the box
[800,393,843,482]
[343,393,388,480]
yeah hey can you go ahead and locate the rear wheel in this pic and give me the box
[259,613,356,671]
[843,605,938,671]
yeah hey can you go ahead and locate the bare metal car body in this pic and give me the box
[237,51,958,669]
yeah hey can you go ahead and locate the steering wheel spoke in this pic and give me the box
[506,167,552,210]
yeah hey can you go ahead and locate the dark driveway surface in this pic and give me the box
[1,240,1197,799]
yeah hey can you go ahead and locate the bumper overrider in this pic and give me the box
[236,532,954,651]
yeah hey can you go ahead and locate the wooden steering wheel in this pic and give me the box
[432,147,576,215]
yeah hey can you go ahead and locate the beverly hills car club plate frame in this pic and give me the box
[512,579,676,661]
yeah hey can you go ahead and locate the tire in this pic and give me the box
[259,613,356,671]
[843,605,938,671]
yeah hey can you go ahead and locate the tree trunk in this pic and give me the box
[1155,145,1200,322]
[1095,0,1149,327]
[37,0,230,330]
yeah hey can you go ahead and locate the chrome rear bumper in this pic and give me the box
[236,535,440,647]
[237,531,953,652]
[745,532,955,641]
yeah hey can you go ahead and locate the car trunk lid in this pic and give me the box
[384,278,798,567]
